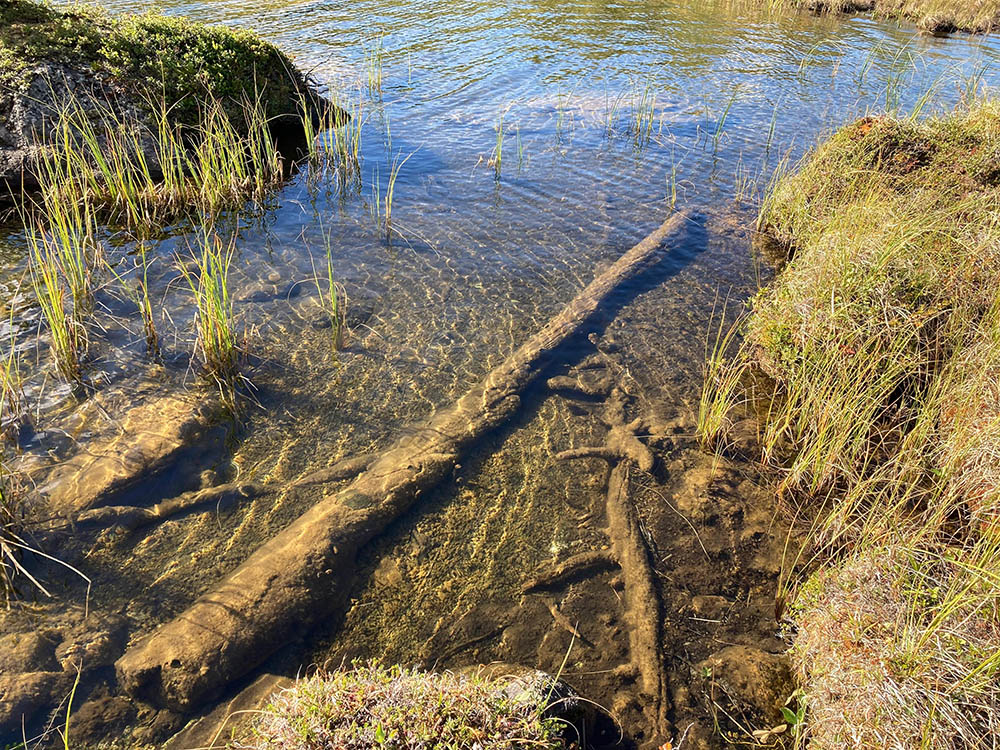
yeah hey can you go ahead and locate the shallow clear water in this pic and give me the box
[5,0,1000,736]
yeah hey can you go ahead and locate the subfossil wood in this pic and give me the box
[557,388,670,738]
[521,550,619,593]
[72,455,375,534]
[289,453,377,488]
[544,600,583,639]
[75,483,263,532]
[556,388,656,473]
[115,209,691,712]
[605,462,670,736]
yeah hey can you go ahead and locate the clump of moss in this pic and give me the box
[0,0,310,127]
[99,13,306,128]
[700,100,1000,749]
[241,663,568,750]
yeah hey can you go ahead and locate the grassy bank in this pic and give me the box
[764,0,1000,33]
[700,102,1000,746]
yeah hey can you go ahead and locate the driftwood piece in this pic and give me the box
[115,210,691,712]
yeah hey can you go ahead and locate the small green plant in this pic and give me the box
[179,230,240,408]
[780,689,807,739]
[59,668,81,750]
[0,457,25,605]
[366,32,385,95]
[27,225,88,387]
[384,149,414,234]
[630,78,657,144]
[711,88,738,152]
[765,101,780,153]
[105,241,160,359]
[135,243,159,359]
[604,83,626,137]
[329,86,365,185]
[489,106,507,179]
[0,304,27,444]
[312,226,347,355]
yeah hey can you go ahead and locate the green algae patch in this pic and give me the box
[0,0,311,126]
[242,663,569,750]
[700,101,1000,748]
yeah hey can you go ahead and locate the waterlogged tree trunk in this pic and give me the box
[116,209,692,712]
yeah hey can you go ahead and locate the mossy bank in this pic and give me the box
[701,102,1000,747]
[0,0,321,196]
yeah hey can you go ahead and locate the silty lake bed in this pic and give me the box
[1,0,999,747]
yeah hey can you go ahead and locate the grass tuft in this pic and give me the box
[243,662,567,750]
[758,0,1000,34]
[179,230,241,409]
[26,221,90,387]
[33,90,286,233]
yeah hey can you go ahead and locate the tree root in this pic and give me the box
[75,483,263,533]
[115,210,692,712]
[71,454,377,534]
[288,453,377,488]
[557,387,671,741]
[604,462,670,738]
[521,550,619,594]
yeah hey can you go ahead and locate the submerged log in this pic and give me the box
[521,550,619,593]
[71,454,377,534]
[116,209,691,712]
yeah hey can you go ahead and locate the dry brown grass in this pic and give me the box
[793,547,1000,749]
